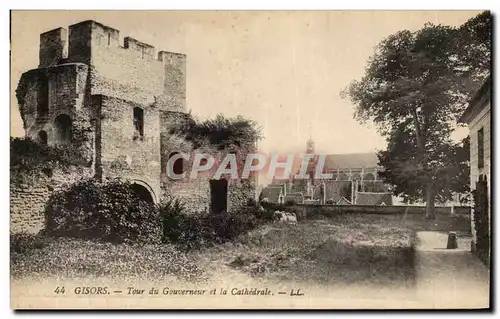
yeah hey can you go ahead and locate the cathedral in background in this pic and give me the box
[262,137,393,206]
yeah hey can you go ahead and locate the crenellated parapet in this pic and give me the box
[38,20,186,111]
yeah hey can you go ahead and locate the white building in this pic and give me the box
[459,76,491,256]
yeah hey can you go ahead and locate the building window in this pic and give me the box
[38,130,48,145]
[133,107,144,140]
[478,127,485,169]
[54,114,72,144]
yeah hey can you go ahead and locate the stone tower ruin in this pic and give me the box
[16,20,190,204]
[16,20,255,216]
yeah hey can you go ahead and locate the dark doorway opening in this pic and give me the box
[210,179,228,214]
[131,183,154,204]
[54,114,72,144]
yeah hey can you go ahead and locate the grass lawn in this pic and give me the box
[10,236,208,283]
[199,212,470,287]
[11,211,470,287]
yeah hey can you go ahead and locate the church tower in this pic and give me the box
[305,133,318,187]
[306,136,315,154]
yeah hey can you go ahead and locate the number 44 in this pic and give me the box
[54,286,66,294]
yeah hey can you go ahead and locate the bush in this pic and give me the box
[10,232,48,254]
[160,199,212,250]
[161,199,263,251]
[212,208,261,242]
[45,178,162,244]
[246,198,257,206]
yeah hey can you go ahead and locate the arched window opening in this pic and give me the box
[54,114,72,144]
[133,107,144,140]
[169,152,184,175]
[38,130,48,145]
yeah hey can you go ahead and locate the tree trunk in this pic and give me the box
[425,184,436,219]
[413,106,434,219]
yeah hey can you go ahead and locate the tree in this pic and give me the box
[341,11,490,218]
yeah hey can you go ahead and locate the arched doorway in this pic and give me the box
[54,114,72,144]
[130,181,156,204]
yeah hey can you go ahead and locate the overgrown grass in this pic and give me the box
[203,211,470,287]
[11,209,470,287]
[10,233,208,283]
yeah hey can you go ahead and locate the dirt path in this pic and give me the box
[415,231,490,309]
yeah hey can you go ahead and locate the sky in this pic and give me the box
[10,10,479,155]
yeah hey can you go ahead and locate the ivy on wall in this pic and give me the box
[168,113,262,150]
[10,137,89,186]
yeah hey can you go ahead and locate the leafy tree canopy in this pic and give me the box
[341,11,490,216]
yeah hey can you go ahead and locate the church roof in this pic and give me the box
[322,180,352,202]
[337,196,352,205]
[355,192,393,206]
[324,153,379,170]
[259,186,283,204]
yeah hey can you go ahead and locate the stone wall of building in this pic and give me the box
[97,95,162,201]
[16,63,95,163]
[65,20,186,112]
[14,20,256,233]
[10,182,51,234]
[468,100,491,252]
[10,167,93,234]
[158,111,255,213]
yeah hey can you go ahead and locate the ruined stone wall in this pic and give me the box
[10,167,93,234]
[10,183,50,234]
[159,125,210,212]
[97,95,161,201]
[16,20,251,220]
[159,111,255,212]
[39,27,68,68]
[16,63,94,163]
[66,20,186,112]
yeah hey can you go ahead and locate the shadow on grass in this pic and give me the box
[302,239,416,288]
[227,221,417,289]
